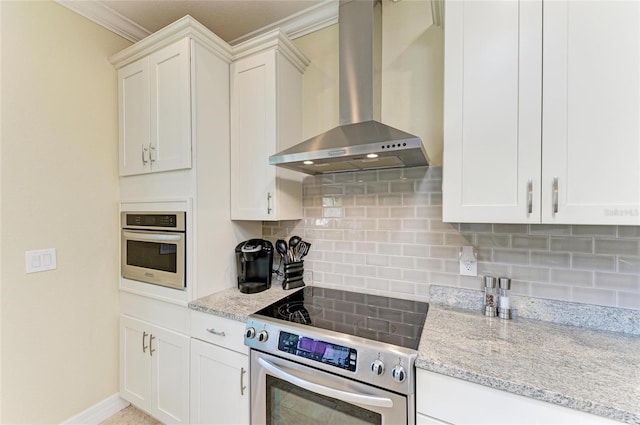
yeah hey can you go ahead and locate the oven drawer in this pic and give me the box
[190,310,248,354]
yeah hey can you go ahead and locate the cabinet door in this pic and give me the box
[443,0,542,223]
[118,58,150,176]
[190,338,249,425]
[150,324,190,424]
[120,316,152,411]
[542,1,640,225]
[148,38,192,174]
[230,50,277,220]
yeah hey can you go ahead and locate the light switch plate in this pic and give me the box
[25,248,57,273]
[459,246,478,276]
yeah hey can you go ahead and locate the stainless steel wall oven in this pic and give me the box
[121,211,186,290]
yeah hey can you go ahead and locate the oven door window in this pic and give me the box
[266,375,381,425]
[126,240,177,272]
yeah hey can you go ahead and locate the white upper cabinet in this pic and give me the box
[119,59,151,176]
[117,38,191,176]
[443,0,542,224]
[542,1,640,225]
[230,31,309,221]
[443,0,640,225]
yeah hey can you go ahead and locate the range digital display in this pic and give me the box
[278,331,357,372]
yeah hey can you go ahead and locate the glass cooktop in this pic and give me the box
[254,287,429,350]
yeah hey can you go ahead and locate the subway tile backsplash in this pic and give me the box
[262,166,640,311]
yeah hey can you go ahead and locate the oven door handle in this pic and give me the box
[258,357,394,409]
[123,231,182,242]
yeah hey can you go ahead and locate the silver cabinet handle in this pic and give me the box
[552,177,559,214]
[527,178,533,214]
[142,144,150,164]
[142,331,149,353]
[149,334,155,356]
[267,192,273,215]
[149,144,157,162]
[240,367,247,396]
[206,328,226,337]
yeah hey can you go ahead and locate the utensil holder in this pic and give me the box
[283,261,305,290]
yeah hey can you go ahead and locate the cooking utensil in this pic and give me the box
[298,241,311,260]
[288,235,302,260]
[275,239,289,264]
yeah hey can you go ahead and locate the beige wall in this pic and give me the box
[293,1,444,164]
[0,1,130,423]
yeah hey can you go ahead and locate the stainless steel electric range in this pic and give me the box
[244,286,429,425]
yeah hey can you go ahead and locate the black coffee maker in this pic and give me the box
[235,239,274,294]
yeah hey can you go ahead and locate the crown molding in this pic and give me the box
[229,0,338,45]
[57,0,337,45]
[55,0,151,42]
[109,16,233,69]
[232,29,310,72]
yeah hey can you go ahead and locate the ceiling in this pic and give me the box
[62,0,330,44]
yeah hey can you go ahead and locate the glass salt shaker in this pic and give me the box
[498,277,512,319]
[484,276,498,317]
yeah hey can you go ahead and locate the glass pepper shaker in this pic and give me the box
[484,276,498,317]
[498,277,512,319]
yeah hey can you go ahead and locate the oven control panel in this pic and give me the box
[244,315,418,395]
[277,331,357,372]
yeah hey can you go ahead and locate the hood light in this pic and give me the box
[366,153,379,159]
[303,160,314,165]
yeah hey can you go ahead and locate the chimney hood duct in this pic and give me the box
[269,0,430,175]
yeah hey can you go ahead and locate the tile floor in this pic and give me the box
[100,405,161,425]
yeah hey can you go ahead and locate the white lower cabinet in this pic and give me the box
[416,369,623,425]
[417,413,451,425]
[190,311,250,424]
[120,315,190,424]
[190,338,249,425]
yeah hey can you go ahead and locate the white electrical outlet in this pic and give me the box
[25,248,57,273]
[459,246,478,276]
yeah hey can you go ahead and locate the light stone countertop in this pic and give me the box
[189,284,293,322]
[417,305,640,425]
[189,287,640,425]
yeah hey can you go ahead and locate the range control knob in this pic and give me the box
[371,359,385,376]
[257,330,269,343]
[245,327,256,339]
[391,365,406,383]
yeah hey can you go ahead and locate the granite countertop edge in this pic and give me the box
[188,303,249,322]
[414,359,637,425]
[188,287,639,425]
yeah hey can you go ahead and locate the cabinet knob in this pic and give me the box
[142,144,150,164]
[149,334,155,356]
[206,328,226,337]
[552,177,559,214]
[149,144,157,162]
[527,178,533,214]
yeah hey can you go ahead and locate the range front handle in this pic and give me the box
[257,357,394,408]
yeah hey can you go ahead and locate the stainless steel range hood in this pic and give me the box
[269,0,430,175]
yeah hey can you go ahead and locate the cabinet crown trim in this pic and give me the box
[109,15,233,68]
[232,28,310,72]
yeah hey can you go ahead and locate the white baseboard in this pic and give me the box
[62,394,130,425]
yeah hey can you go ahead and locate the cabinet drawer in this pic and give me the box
[190,310,248,354]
